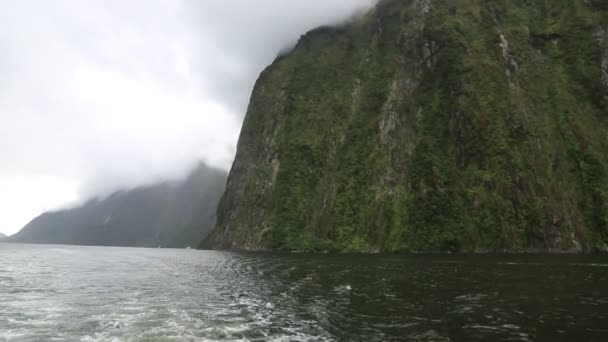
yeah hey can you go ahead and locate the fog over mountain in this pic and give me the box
[6,163,227,248]
[0,0,376,236]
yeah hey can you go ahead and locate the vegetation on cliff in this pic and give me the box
[206,0,608,253]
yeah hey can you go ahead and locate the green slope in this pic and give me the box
[206,0,608,253]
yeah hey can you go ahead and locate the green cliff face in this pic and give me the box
[206,0,608,253]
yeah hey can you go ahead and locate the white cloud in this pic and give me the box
[0,0,376,235]
[0,176,80,235]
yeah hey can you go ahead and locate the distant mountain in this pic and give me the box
[7,163,227,248]
[0,233,6,240]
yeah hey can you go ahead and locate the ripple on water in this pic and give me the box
[1,245,608,341]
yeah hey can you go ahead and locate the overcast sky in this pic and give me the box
[0,0,376,236]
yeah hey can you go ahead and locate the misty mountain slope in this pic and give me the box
[0,233,6,240]
[8,163,227,248]
[205,0,608,253]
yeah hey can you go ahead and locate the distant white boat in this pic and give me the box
[186,246,191,250]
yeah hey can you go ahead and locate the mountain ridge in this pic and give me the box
[7,163,227,248]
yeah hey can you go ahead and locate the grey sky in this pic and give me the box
[0,0,376,235]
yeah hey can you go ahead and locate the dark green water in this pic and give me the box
[1,244,607,341]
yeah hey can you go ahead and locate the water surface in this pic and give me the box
[1,243,607,341]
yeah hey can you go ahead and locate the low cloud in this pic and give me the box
[0,0,376,235]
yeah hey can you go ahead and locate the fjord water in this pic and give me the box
[1,244,607,342]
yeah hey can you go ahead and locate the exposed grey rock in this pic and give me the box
[596,27,608,90]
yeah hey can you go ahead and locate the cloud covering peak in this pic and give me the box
[0,0,376,235]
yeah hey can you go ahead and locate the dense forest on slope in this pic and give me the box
[7,163,226,248]
[206,0,608,253]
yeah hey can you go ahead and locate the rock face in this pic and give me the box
[8,163,226,248]
[206,0,608,253]
[597,26,608,90]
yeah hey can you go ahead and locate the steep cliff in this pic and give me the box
[8,163,226,248]
[206,0,608,253]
